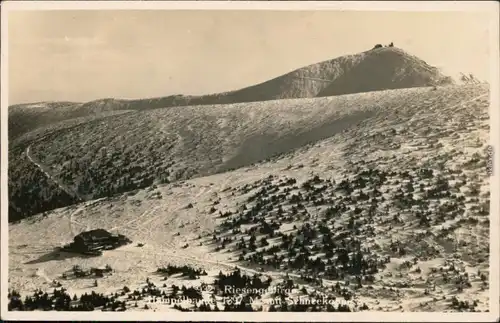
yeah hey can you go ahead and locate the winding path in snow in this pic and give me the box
[26,145,88,235]
[294,76,334,83]
[22,90,490,293]
[26,145,84,202]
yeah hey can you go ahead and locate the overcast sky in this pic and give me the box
[8,9,492,105]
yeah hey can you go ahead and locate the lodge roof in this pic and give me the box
[75,229,113,241]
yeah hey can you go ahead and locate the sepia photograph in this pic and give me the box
[1,1,499,321]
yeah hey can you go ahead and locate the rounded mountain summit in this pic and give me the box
[9,46,454,140]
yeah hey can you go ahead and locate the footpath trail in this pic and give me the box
[23,91,490,293]
[26,145,88,235]
[26,145,84,202]
[102,91,492,292]
[110,243,340,288]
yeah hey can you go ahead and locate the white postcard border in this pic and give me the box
[1,1,499,322]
